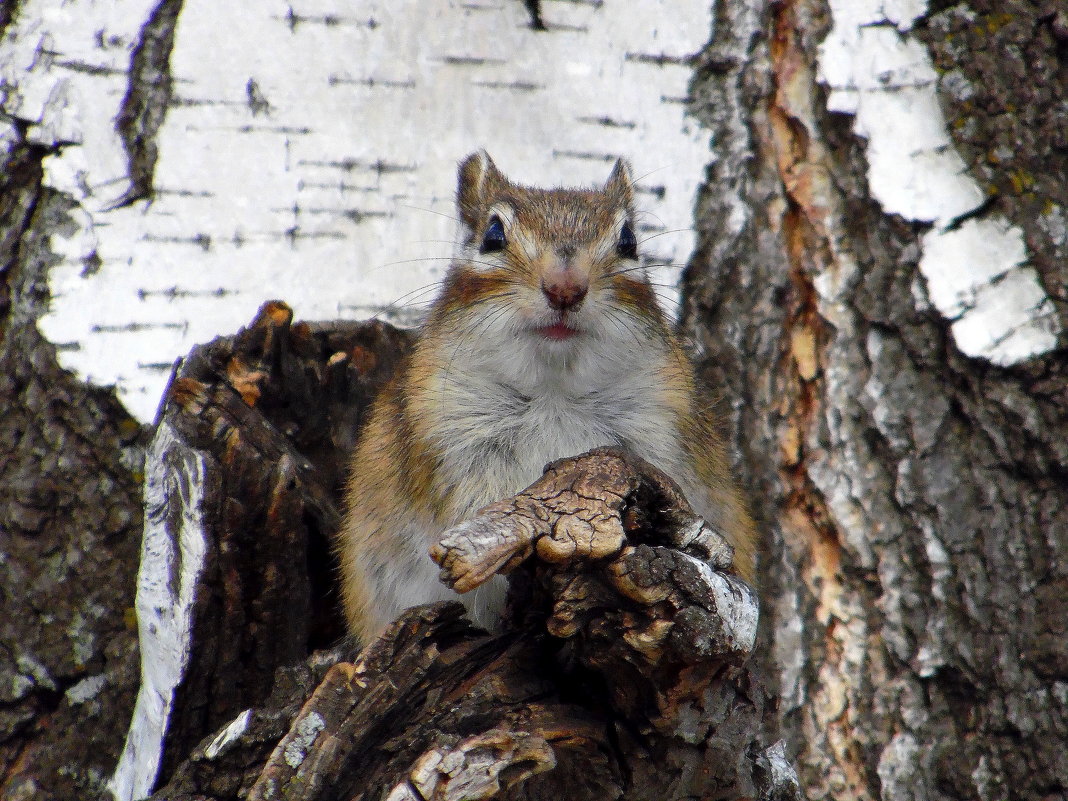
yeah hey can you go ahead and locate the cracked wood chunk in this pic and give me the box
[432,447,759,664]
[430,449,640,592]
[433,448,703,586]
[387,729,556,801]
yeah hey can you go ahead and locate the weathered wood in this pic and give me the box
[138,640,363,801]
[148,447,795,801]
[99,303,795,799]
[111,301,411,799]
[434,448,758,727]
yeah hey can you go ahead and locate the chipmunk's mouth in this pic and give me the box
[536,321,581,341]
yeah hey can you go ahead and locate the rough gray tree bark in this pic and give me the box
[1,1,1066,800]
[0,140,145,800]
[684,1,1068,798]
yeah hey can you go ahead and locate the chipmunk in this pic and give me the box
[338,151,756,642]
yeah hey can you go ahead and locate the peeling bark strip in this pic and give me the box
[110,421,211,801]
[763,5,878,796]
[817,0,1062,365]
[115,0,184,206]
[915,3,1068,339]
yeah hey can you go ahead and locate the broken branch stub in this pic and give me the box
[115,301,413,798]
[240,603,615,801]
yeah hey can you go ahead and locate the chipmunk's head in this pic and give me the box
[431,151,664,354]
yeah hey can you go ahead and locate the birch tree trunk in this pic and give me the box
[683,1,1068,799]
[2,1,1066,800]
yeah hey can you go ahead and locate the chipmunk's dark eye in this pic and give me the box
[618,221,637,259]
[481,215,506,253]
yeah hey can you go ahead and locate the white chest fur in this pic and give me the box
[405,336,697,632]
[423,332,689,522]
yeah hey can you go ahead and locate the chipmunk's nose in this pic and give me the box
[542,269,588,310]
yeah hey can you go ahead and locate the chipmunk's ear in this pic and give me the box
[457,150,504,229]
[604,157,634,210]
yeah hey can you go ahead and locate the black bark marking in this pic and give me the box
[523,0,546,31]
[114,0,185,208]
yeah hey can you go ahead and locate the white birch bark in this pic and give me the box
[3,0,713,422]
